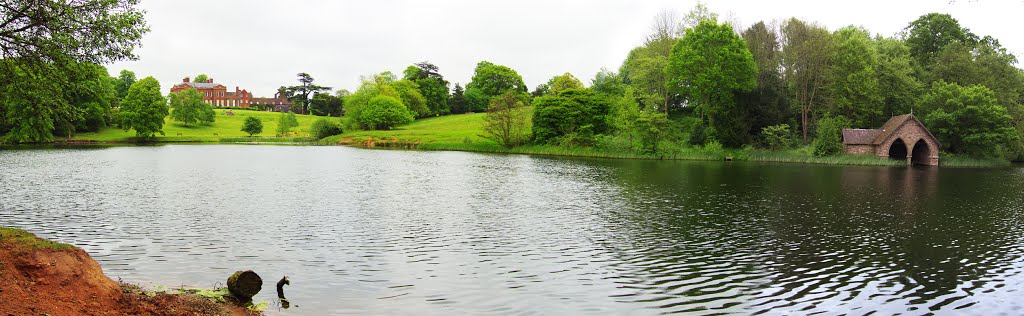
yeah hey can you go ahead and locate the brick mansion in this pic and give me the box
[170,77,292,111]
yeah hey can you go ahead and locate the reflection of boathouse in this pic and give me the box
[842,114,940,166]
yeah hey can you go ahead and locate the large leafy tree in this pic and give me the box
[620,40,673,113]
[545,73,584,96]
[403,62,449,116]
[465,61,528,111]
[740,21,793,139]
[287,73,331,114]
[666,19,758,147]
[920,81,1017,157]
[827,26,883,127]
[114,70,136,100]
[309,92,344,117]
[193,74,209,83]
[169,88,215,126]
[0,0,148,64]
[483,90,530,148]
[391,79,429,118]
[903,13,973,67]
[361,96,413,130]
[531,89,611,145]
[875,37,922,117]
[119,77,167,138]
[781,18,833,142]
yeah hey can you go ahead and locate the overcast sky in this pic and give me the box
[105,0,1024,97]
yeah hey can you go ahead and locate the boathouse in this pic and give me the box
[841,114,940,166]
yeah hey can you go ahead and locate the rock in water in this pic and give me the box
[227,270,262,301]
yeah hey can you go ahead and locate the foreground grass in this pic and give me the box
[71,109,322,143]
[0,227,74,250]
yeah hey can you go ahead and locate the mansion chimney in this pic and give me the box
[183,77,190,83]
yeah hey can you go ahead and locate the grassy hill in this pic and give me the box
[72,109,322,142]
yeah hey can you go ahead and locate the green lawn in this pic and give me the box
[331,111,494,145]
[72,109,323,142]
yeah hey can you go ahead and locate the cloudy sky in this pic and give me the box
[106,0,1024,97]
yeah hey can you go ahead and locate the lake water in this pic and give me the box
[2,145,1024,315]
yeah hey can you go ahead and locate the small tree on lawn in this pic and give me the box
[483,90,530,148]
[242,116,263,137]
[276,112,299,136]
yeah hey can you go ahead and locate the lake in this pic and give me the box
[2,145,1023,315]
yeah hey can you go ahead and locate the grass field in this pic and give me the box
[71,109,323,142]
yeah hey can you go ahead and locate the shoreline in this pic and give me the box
[0,136,1011,168]
[0,227,260,316]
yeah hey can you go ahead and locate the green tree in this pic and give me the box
[241,116,263,137]
[119,77,167,138]
[361,96,414,130]
[449,83,467,114]
[740,21,792,139]
[828,26,883,127]
[903,13,973,66]
[193,74,209,83]
[309,92,343,117]
[546,73,585,96]
[464,87,489,113]
[287,73,331,114]
[781,18,834,142]
[620,41,672,112]
[812,116,850,157]
[169,88,215,126]
[276,112,299,136]
[920,81,1017,157]
[114,70,136,100]
[403,62,450,116]
[531,89,611,145]
[0,0,149,65]
[465,61,528,102]
[483,91,530,148]
[875,37,922,117]
[760,124,793,150]
[666,19,758,147]
[392,79,429,117]
[590,68,625,96]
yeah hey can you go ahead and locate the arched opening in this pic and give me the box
[888,138,907,160]
[912,139,932,165]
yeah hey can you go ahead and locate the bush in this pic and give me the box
[310,117,343,139]
[812,116,850,157]
[361,95,414,130]
[760,124,793,150]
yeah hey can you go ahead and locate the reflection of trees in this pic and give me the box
[579,159,1024,313]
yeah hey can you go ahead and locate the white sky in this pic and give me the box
[105,0,1024,97]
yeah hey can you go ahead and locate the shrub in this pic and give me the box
[812,116,850,157]
[310,117,343,139]
[760,124,793,150]
[361,96,414,130]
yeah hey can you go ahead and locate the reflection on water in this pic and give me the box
[1,145,1023,315]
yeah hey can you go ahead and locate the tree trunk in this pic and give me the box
[227,270,262,301]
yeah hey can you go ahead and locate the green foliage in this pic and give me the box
[287,73,331,114]
[392,79,430,117]
[904,13,972,66]
[812,116,850,157]
[241,116,263,136]
[310,117,343,139]
[114,70,136,100]
[828,26,883,127]
[875,37,922,117]
[920,81,1017,157]
[403,62,450,116]
[590,68,625,96]
[482,91,530,148]
[361,96,414,130]
[449,84,468,114]
[466,61,528,102]
[760,124,793,150]
[464,87,489,113]
[169,88,215,126]
[309,92,343,117]
[531,89,611,145]
[781,18,834,142]
[119,77,167,138]
[546,73,585,96]
[667,19,758,147]
[276,112,299,136]
[620,39,673,112]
